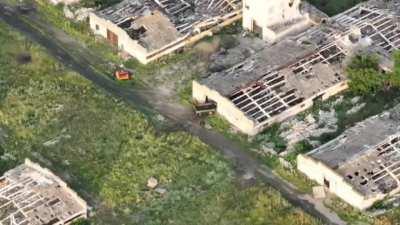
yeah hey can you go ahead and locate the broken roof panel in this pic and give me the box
[199,1,400,127]
[0,160,87,225]
[200,40,317,96]
[95,0,242,51]
[96,0,242,34]
[308,105,400,197]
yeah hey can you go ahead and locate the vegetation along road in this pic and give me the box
[0,2,345,225]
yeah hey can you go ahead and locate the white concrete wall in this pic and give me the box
[243,0,303,32]
[192,81,257,135]
[89,10,242,64]
[193,79,348,136]
[297,155,385,210]
[89,13,150,63]
[262,18,311,42]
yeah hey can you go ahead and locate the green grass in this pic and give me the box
[285,140,314,166]
[254,124,287,153]
[275,166,315,193]
[0,21,322,225]
[324,197,374,225]
[205,115,252,148]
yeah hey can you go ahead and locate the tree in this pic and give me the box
[348,54,380,71]
[386,51,400,88]
[347,67,385,95]
[71,219,90,225]
[347,54,385,95]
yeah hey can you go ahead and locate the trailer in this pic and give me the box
[193,101,217,116]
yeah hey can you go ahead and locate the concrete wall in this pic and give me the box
[89,13,150,63]
[262,18,311,42]
[297,155,384,210]
[193,79,348,136]
[243,0,303,32]
[192,81,257,135]
[89,11,242,64]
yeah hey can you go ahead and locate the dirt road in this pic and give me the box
[0,3,346,225]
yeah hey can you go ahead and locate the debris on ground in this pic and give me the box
[279,157,293,169]
[64,5,94,22]
[312,186,326,199]
[147,177,158,189]
[346,103,366,115]
[16,52,32,64]
[43,134,71,147]
[280,110,338,149]
[155,187,167,195]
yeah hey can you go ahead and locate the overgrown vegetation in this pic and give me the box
[307,0,366,16]
[0,21,321,225]
[79,0,122,9]
[255,124,287,153]
[347,54,400,95]
[285,140,314,166]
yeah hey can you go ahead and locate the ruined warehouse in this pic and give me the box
[298,105,400,210]
[0,159,87,225]
[193,0,400,135]
[242,0,315,42]
[89,0,242,64]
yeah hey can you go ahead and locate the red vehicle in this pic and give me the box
[114,70,132,80]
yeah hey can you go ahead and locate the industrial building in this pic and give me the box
[192,0,400,135]
[298,105,400,210]
[89,0,242,64]
[242,0,313,42]
[0,159,87,225]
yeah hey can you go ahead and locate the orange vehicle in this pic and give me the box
[114,70,132,80]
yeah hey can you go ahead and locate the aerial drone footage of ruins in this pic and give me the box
[2,0,400,224]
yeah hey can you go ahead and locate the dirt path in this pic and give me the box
[0,4,346,225]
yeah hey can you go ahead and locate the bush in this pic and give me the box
[347,53,400,95]
[71,219,90,225]
[347,54,385,95]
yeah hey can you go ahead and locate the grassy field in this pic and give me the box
[16,1,400,224]
[0,20,323,225]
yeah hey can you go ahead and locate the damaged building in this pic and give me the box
[0,159,87,225]
[89,0,242,64]
[242,0,314,42]
[193,0,400,135]
[298,105,400,210]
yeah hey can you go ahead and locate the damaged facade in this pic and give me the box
[298,105,400,210]
[0,159,87,225]
[193,0,400,135]
[89,0,242,64]
[243,0,313,42]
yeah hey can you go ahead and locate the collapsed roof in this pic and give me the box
[0,160,87,225]
[95,0,242,50]
[308,105,400,197]
[200,0,400,127]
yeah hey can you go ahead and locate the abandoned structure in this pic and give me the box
[193,0,400,135]
[89,0,242,64]
[49,0,79,5]
[242,0,312,42]
[0,159,87,225]
[298,105,400,210]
